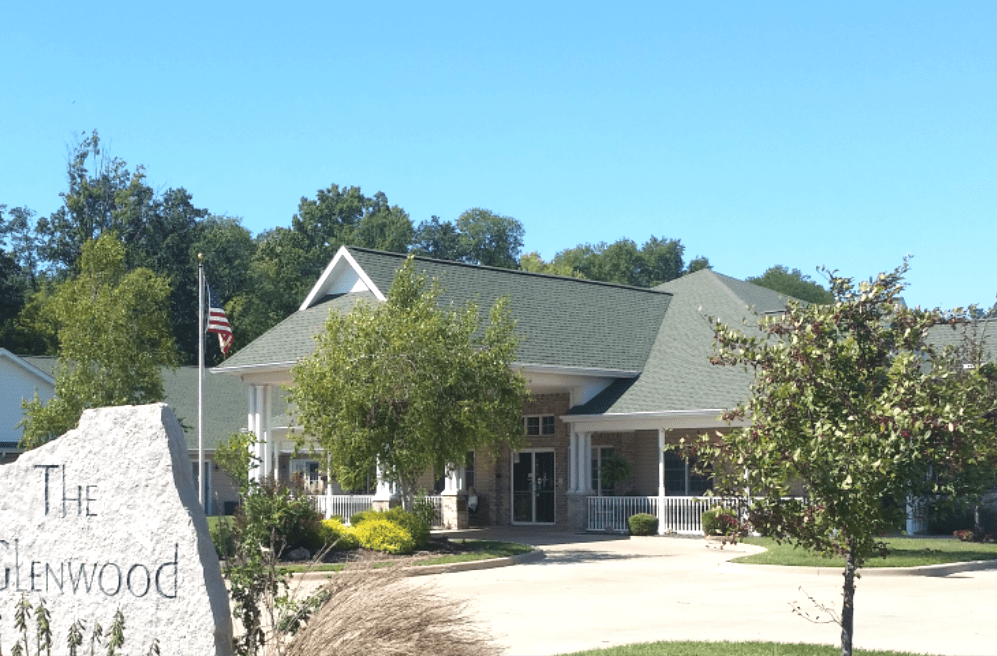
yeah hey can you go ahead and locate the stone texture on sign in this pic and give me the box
[0,404,233,656]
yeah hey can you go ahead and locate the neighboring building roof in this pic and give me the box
[568,269,792,416]
[21,356,248,453]
[925,318,997,363]
[218,246,674,375]
[1,348,55,386]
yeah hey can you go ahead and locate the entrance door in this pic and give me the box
[512,450,555,523]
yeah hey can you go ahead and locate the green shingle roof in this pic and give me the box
[220,247,673,374]
[219,291,377,372]
[568,269,794,415]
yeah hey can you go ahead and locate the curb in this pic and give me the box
[722,558,997,578]
[289,547,546,582]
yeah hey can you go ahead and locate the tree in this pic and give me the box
[518,251,585,278]
[19,233,178,448]
[697,261,997,656]
[455,208,524,268]
[747,265,834,304]
[551,236,699,287]
[350,191,413,253]
[34,131,134,274]
[291,257,528,506]
[411,216,463,261]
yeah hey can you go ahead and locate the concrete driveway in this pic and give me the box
[426,528,997,656]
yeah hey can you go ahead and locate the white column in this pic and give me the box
[578,432,592,494]
[247,385,260,482]
[443,463,464,495]
[568,432,579,493]
[373,460,398,501]
[657,428,667,536]
[263,384,276,482]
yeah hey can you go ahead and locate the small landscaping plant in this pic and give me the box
[351,517,416,554]
[701,506,738,536]
[319,518,360,550]
[4,596,158,656]
[350,507,430,549]
[628,513,658,536]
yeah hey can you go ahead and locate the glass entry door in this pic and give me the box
[512,450,555,523]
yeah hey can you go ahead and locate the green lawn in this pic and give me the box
[735,536,997,568]
[560,641,942,656]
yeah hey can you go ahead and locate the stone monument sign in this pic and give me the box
[0,403,233,656]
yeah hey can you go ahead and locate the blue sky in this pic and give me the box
[2,1,994,309]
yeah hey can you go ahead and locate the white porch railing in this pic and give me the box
[309,495,374,523]
[587,495,751,534]
[417,495,444,529]
[307,494,447,529]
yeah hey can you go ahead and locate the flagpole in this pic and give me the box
[197,253,205,511]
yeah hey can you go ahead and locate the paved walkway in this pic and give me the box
[423,527,996,656]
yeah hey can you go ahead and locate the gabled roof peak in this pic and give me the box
[343,246,675,295]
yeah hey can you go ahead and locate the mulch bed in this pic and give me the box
[291,536,473,566]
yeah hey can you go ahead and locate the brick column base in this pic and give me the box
[441,492,469,529]
[371,497,400,512]
[566,492,588,530]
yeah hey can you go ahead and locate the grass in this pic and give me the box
[559,641,943,656]
[734,536,997,568]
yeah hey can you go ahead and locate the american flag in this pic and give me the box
[206,283,233,356]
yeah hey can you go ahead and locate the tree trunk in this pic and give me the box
[840,544,857,656]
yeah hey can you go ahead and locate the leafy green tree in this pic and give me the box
[455,208,524,268]
[684,256,711,275]
[411,216,463,261]
[350,191,413,253]
[0,250,21,343]
[518,251,585,278]
[551,236,698,287]
[747,265,834,304]
[34,131,135,273]
[19,233,178,448]
[639,237,688,286]
[698,261,997,656]
[291,257,528,506]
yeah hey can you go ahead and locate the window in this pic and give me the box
[664,451,712,496]
[465,451,476,490]
[525,415,556,436]
[290,459,322,493]
[591,446,616,496]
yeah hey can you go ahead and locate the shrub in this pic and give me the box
[412,492,439,529]
[237,478,326,554]
[350,509,377,527]
[210,517,237,559]
[353,518,416,554]
[702,506,738,536]
[628,513,658,536]
[383,507,431,549]
[350,507,430,549]
[320,519,360,551]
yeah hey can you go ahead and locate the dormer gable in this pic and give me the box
[298,246,387,311]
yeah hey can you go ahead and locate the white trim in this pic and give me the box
[515,363,640,379]
[212,361,297,376]
[566,409,728,422]
[299,246,386,311]
[563,409,743,433]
